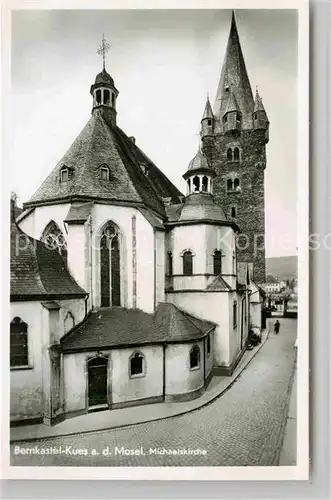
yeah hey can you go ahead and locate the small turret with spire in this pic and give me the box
[90,34,119,127]
[200,94,215,139]
[253,87,269,142]
[222,86,242,134]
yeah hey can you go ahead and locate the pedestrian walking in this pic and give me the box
[274,320,280,334]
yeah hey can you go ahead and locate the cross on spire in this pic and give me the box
[97,33,111,70]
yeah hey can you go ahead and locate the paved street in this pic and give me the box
[10,319,297,467]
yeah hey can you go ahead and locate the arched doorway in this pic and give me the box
[100,223,121,307]
[87,357,108,408]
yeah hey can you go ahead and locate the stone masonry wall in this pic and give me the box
[203,129,266,283]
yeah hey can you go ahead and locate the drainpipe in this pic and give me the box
[88,215,94,311]
[163,344,166,401]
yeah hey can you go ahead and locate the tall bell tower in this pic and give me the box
[201,11,269,283]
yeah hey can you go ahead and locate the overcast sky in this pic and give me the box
[10,9,298,257]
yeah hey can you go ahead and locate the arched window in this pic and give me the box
[227,179,233,192]
[231,206,236,218]
[213,250,223,275]
[168,252,173,276]
[207,335,211,356]
[227,148,233,161]
[192,176,200,192]
[10,317,28,367]
[202,176,208,192]
[182,250,193,276]
[103,89,110,104]
[187,179,191,194]
[111,93,115,107]
[100,222,121,307]
[190,345,200,370]
[233,147,240,161]
[64,311,75,334]
[234,178,240,191]
[41,221,67,265]
[129,352,145,378]
[96,89,102,105]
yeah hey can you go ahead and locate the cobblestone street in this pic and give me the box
[10,319,297,467]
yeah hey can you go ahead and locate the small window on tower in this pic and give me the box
[227,148,233,161]
[223,115,228,123]
[96,89,102,105]
[227,179,233,192]
[234,148,240,162]
[231,207,236,218]
[111,93,115,107]
[234,178,240,191]
[225,86,229,92]
[207,119,212,126]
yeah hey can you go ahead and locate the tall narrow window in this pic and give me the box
[111,93,115,107]
[10,317,28,368]
[213,250,222,275]
[233,301,237,329]
[231,206,236,218]
[100,223,121,307]
[41,221,67,265]
[190,345,200,370]
[103,89,110,104]
[227,179,233,192]
[129,352,145,377]
[207,119,212,126]
[232,251,236,275]
[96,89,102,105]
[207,335,211,356]
[227,148,233,161]
[193,176,200,192]
[202,176,208,192]
[182,250,193,276]
[234,147,240,161]
[168,252,173,276]
[234,178,240,191]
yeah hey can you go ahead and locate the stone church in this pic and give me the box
[10,12,266,426]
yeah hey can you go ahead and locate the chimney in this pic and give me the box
[161,197,172,207]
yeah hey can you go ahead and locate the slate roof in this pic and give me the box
[64,202,94,223]
[183,148,215,179]
[178,193,228,224]
[202,97,214,120]
[206,275,232,291]
[213,11,255,127]
[25,109,183,218]
[10,221,87,300]
[61,303,216,352]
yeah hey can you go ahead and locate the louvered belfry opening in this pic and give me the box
[100,223,121,307]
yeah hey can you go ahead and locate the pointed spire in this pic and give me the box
[254,87,266,112]
[202,94,214,121]
[213,11,254,125]
[224,86,240,114]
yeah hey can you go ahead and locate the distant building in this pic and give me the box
[264,281,286,294]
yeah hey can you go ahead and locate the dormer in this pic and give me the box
[59,165,74,183]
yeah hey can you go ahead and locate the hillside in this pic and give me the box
[266,256,298,281]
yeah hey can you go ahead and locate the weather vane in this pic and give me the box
[97,33,111,70]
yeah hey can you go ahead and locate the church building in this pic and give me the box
[10,12,265,426]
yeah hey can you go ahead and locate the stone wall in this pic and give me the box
[203,128,266,283]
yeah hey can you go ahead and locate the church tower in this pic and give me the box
[201,11,269,283]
